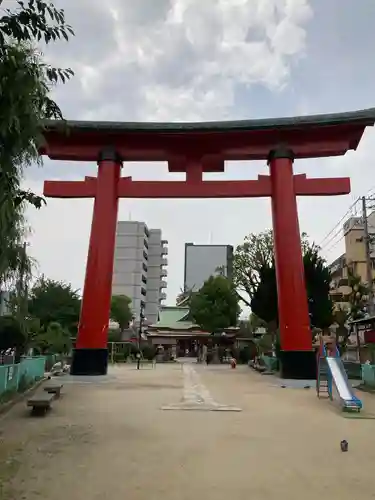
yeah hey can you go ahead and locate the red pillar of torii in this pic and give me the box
[40,109,375,378]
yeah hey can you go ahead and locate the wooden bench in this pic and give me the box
[27,392,55,415]
[44,383,63,398]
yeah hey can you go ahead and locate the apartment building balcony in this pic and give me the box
[161,258,168,266]
[160,280,167,289]
[161,239,168,245]
[161,246,168,255]
[160,268,168,278]
[159,292,167,301]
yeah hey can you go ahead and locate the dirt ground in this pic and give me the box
[0,362,375,500]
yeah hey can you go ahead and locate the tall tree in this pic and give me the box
[251,244,333,330]
[32,320,72,355]
[233,230,274,307]
[0,315,27,358]
[249,313,267,332]
[190,275,240,334]
[110,295,132,332]
[233,231,315,307]
[28,277,81,334]
[0,1,74,294]
[332,306,350,353]
[303,247,333,329]
[250,261,278,324]
[347,269,368,320]
[345,269,369,358]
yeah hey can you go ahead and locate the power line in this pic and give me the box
[323,194,375,266]
[323,234,345,256]
[364,185,375,198]
[319,184,375,250]
[320,226,344,252]
[318,197,360,248]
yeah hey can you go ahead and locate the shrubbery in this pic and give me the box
[141,345,157,360]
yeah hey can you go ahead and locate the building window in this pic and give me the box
[143,250,148,260]
[142,262,148,273]
[144,226,149,238]
[142,275,147,284]
[144,239,149,250]
[141,287,147,296]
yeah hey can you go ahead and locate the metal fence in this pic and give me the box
[361,364,375,387]
[0,356,46,397]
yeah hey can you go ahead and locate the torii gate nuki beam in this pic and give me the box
[40,108,375,378]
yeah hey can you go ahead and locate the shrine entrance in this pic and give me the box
[40,108,375,379]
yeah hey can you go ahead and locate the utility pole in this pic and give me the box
[136,304,145,370]
[362,196,374,315]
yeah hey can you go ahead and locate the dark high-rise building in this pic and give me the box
[183,243,233,292]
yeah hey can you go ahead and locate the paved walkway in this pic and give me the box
[1,362,375,500]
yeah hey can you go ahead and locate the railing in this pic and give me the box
[260,355,278,372]
[0,356,46,397]
[361,364,375,387]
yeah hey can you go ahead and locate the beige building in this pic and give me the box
[329,211,375,311]
[112,221,168,325]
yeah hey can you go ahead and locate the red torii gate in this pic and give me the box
[41,108,375,378]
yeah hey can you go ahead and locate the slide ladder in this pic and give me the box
[317,337,362,412]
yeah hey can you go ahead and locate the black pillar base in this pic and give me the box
[70,348,108,376]
[279,350,316,380]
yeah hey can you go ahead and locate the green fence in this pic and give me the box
[361,364,375,388]
[0,356,46,397]
[260,355,278,372]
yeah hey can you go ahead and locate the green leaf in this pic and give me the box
[190,275,240,333]
[0,1,74,286]
[110,295,133,331]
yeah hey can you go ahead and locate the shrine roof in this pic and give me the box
[150,306,191,330]
[43,107,375,133]
[40,107,375,163]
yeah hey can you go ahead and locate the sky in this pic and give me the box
[12,0,375,306]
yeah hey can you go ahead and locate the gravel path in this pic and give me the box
[0,362,374,500]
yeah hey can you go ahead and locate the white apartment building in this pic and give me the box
[145,229,168,324]
[112,221,168,325]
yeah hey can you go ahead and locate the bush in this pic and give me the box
[113,352,126,363]
[0,389,17,404]
[142,345,156,360]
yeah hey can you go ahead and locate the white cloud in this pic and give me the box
[23,0,375,309]
[48,0,313,121]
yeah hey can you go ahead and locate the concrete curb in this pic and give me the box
[0,377,47,418]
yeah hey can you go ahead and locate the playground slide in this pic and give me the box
[326,357,362,410]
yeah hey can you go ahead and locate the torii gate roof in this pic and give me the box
[40,107,375,170]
